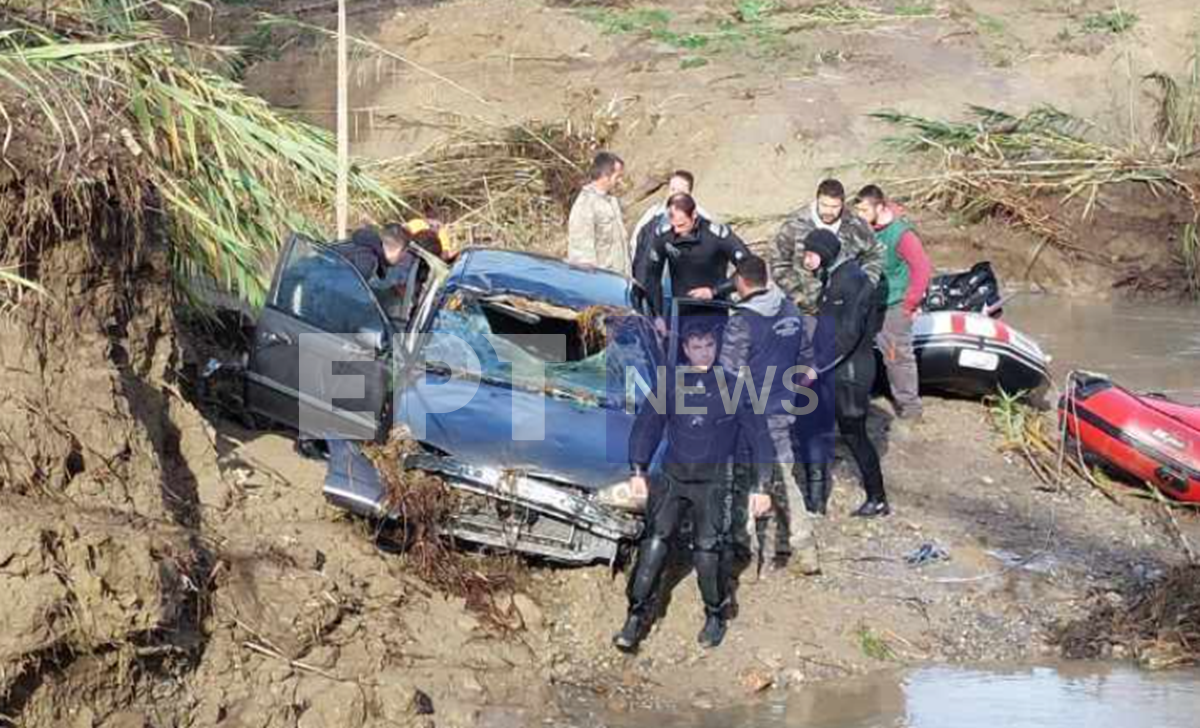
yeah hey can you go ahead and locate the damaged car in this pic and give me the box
[244,235,662,565]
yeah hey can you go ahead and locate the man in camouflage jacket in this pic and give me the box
[770,178,884,314]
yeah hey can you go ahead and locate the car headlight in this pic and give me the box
[595,479,647,513]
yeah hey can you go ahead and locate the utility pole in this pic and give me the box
[335,0,349,240]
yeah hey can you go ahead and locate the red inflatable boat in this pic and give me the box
[1060,373,1200,502]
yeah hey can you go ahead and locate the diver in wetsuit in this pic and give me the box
[804,230,890,517]
[635,192,751,317]
[614,323,771,652]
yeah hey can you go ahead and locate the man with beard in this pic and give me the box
[854,185,932,423]
[769,178,884,315]
[568,151,630,275]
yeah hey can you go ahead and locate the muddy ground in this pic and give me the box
[5,0,1200,726]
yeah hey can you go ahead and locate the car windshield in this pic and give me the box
[423,291,658,409]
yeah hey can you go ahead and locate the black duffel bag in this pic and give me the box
[921,261,1002,316]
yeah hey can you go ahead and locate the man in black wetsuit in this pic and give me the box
[634,192,751,317]
[613,324,770,652]
[804,230,890,518]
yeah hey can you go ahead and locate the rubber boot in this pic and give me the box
[851,500,891,518]
[694,549,728,648]
[614,537,670,652]
[804,463,832,516]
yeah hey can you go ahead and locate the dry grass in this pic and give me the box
[872,83,1200,293]
[1058,564,1200,669]
[0,0,402,308]
[368,108,617,256]
[365,435,528,633]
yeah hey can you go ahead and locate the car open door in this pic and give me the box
[245,234,393,442]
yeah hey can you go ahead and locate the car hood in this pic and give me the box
[398,378,634,491]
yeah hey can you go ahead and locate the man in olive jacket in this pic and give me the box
[770,178,884,314]
[568,151,631,275]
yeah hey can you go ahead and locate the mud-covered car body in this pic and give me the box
[245,235,659,564]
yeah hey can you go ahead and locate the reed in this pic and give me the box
[0,0,402,307]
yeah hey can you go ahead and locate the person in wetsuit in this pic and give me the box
[804,230,890,518]
[634,192,751,317]
[613,323,771,652]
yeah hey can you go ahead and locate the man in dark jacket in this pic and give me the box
[335,224,409,281]
[614,322,765,652]
[635,193,751,317]
[719,256,821,575]
[803,230,890,518]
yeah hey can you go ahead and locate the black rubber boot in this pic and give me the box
[613,613,648,653]
[698,614,728,649]
[804,463,832,516]
[851,500,891,519]
[614,537,670,652]
[694,549,729,648]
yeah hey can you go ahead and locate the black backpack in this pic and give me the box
[922,261,1002,315]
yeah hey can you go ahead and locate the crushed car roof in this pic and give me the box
[451,248,634,310]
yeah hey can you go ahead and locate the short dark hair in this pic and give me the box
[855,184,887,206]
[590,151,624,181]
[736,255,769,287]
[411,229,443,258]
[670,169,695,191]
[351,225,382,247]
[681,323,717,345]
[380,223,409,251]
[816,178,846,201]
[666,192,697,217]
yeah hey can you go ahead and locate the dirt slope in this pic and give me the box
[248,0,1200,296]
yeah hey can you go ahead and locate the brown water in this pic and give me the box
[566,664,1200,728]
[1003,296,1200,404]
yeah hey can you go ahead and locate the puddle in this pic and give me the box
[564,663,1200,728]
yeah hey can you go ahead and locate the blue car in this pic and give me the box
[245,235,661,564]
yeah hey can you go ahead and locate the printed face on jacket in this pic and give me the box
[682,331,717,371]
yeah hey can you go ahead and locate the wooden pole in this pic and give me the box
[335,0,349,240]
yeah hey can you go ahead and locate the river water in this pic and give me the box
[596,664,1200,728]
[1002,296,1200,404]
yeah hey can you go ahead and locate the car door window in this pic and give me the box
[272,237,387,339]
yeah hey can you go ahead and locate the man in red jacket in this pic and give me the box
[854,185,932,422]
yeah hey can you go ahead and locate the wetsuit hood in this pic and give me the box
[804,229,842,271]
